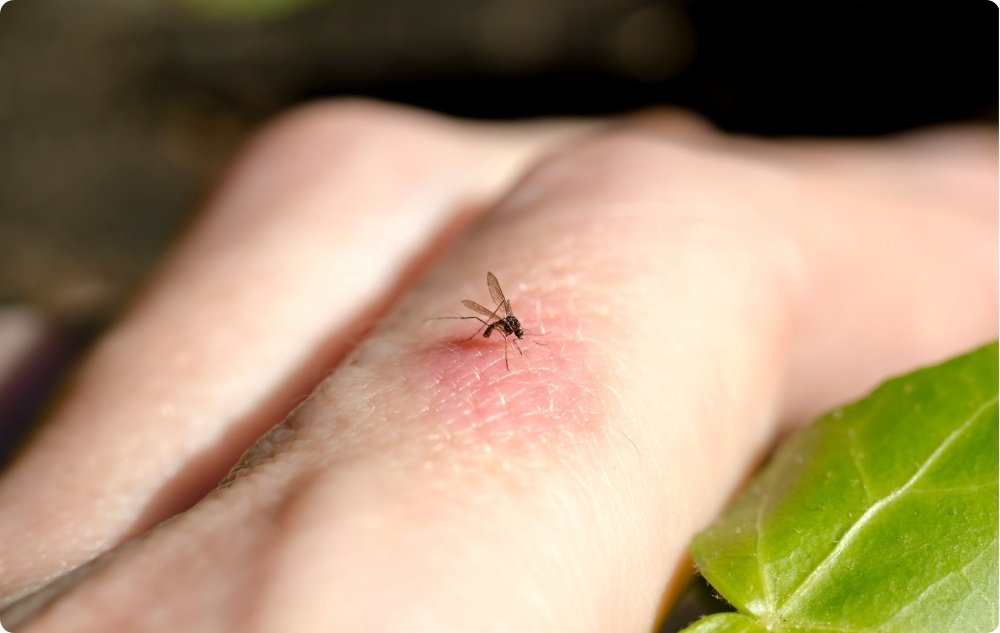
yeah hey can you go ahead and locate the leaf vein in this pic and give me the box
[887,538,995,624]
[845,428,874,504]
[756,482,775,613]
[776,394,998,616]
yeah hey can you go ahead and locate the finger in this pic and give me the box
[626,116,997,423]
[8,125,994,631]
[748,127,997,424]
[0,99,594,604]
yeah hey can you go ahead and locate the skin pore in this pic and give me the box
[0,101,995,632]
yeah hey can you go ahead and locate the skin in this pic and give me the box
[0,100,994,632]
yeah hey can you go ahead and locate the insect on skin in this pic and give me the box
[433,272,529,371]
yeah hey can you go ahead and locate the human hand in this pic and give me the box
[0,100,995,632]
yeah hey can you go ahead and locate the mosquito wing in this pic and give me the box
[462,300,502,320]
[486,272,510,315]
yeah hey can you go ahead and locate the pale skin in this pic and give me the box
[0,100,995,632]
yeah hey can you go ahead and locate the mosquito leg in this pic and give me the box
[428,315,489,336]
[453,317,491,343]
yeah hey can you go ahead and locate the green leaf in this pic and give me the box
[680,611,855,633]
[686,342,999,633]
[680,613,770,632]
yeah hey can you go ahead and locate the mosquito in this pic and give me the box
[432,271,528,370]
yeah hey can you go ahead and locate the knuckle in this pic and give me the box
[260,98,421,154]
[499,128,804,309]
[209,99,453,224]
[230,98,444,198]
[511,131,707,209]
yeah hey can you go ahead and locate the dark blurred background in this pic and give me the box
[0,1,994,628]
[0,0,995,325]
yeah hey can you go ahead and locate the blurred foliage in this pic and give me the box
[173,0,333,23]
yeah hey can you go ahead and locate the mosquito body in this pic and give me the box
[484,313,524,341]
[433,272,528,370]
